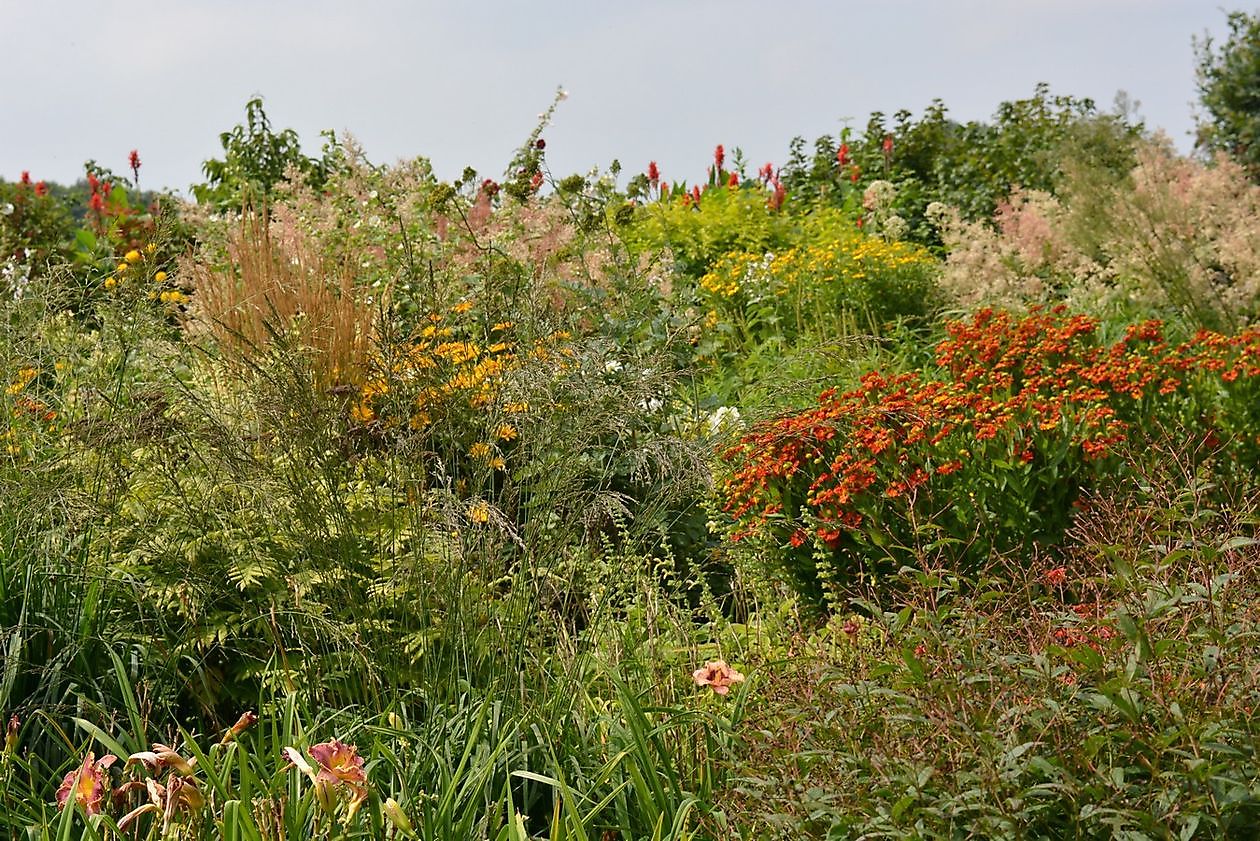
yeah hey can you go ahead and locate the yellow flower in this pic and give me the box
[124,249,142,264]
[469,442,493,460]
[467,500,491,524]
[488,456,506,471]
[452,299,474,314]
[503,401,529,414]
[491,321,514,332]
[145,243,157,254]
[116,263,128,274]
[154,271,168,283]
[104,276,117,290]
[496,424,517,441]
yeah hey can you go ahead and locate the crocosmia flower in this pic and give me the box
[647,161,659,184]
[56,752,117,815]
[692,660,745,696]
[714,144,725,171]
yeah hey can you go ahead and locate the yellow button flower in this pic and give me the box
[154,271,168,283]
[124,249,142,264]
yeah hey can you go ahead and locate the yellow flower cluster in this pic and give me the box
[699,235,934,301]
[347,299,566,433]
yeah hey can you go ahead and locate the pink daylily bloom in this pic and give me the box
[692,660,746,696]
[55,752,117,815]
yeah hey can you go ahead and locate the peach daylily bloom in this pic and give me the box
[692,660,745,696]
[309,739,367,790]
[55,752,117,815]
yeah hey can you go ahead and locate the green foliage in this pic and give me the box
[782,84,1142,244]
[192,97,342,209]
[726,474,1260,838]
[1195,10,1260,179]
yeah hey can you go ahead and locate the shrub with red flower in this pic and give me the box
[720,307,1260,607]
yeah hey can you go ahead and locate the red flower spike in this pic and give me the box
[727,172,739,188]
[837,142,849,166]
[714,144,725,171]
[647,161,659,185]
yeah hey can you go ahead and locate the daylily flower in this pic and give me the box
[310,739,367,790]
[285,740,369,818]
[56,752,117,815]
[692,660,745,696]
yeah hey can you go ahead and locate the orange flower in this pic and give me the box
[56,752,117,815]
[692,660,745,696]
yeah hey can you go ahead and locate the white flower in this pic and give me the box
[707,406,742,434]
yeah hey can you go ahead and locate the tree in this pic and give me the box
[192,97,341,209]
[1195,11,1260,178]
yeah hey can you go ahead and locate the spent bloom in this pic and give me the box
[128,149,141,181]
[221,710,258,744]
[692,660,745,696]
[56,752,117,815]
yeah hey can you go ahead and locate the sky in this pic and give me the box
[0,0,1235,194]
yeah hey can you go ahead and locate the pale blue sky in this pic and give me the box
[0,0,1235,192]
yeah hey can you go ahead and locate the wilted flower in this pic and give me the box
[692,660,745,696]
[127,743,196,776]
[220,710,258,744]
[56,752,117,815]
[4,714,17,754]
[117,775,205,832]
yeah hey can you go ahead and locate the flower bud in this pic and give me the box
[384,797,416,836]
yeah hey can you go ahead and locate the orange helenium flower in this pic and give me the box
[692,660,745,696]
